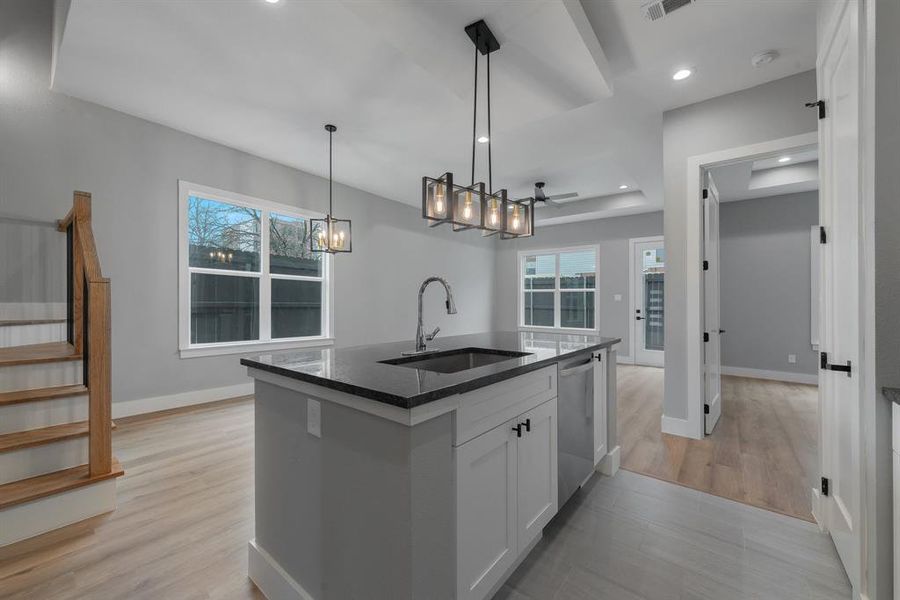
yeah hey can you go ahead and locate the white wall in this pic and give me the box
[662,71,818,420]
[0,0,496,408]
[719,192,819,376]
[494,211,663,358]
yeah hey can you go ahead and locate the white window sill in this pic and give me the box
[518,326,600,336]
[179,337,335,359]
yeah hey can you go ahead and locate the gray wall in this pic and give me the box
[0,0,496,405]
[662,71,818,420]
[719,192,818,375]
[494,211,663,358]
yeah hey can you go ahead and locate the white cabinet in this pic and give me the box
[592,351,607,467]
[516,399,558,553]
[456,398,558,600]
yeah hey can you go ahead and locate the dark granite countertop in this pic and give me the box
[884,387,900,405]
[241,331,620,409]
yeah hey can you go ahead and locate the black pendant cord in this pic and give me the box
[328,127,334,217]
[471,44,478,186]
[487,51,492,195]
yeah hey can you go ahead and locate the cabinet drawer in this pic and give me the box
[454,365,556,447]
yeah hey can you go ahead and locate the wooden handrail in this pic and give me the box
[62,191,112,477]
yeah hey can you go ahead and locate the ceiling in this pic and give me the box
[710,145,818,202]
[52,0,818,221]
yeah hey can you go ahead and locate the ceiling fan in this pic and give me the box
[531,181,578,208]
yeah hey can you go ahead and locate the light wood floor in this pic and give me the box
[0,385,842,600]
[617,365,818,522]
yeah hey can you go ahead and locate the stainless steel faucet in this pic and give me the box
[405,276,457,355]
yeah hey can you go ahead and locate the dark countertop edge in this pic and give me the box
[241,338,620,410]
[883,387,900,405]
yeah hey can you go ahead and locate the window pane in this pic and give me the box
[560,291,594,329]
[271,279,322,338]
[524,254,555,290]
[190,273,259,343]
[644,273,665,351]
[560,250,595,289]
[270,213,323,277]
[523,291,554,327]
[188,196,260,272]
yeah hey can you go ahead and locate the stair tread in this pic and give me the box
[0,385,89,407]
[0,458,123,510]
[0,319,67,327]
[0,342,81,367]
[0,421,87,453]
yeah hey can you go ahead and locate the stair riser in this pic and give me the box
[0,395,88,434]
[0,361,82,393]
[0,438,87,485]
[0,478,116,547]
[0,323,67,348]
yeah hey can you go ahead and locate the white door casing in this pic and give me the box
[631,237,666,367]
[703,178,722,435]
[817,0,862,590]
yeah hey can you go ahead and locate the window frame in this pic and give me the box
[178,180,334,358]
[517,244,600,334]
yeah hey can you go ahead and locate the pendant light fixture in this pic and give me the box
[311,124,352,253]
[421,19,534,239]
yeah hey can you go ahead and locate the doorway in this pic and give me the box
[629,236,665,367]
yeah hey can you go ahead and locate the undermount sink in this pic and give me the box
[379,347,531,374]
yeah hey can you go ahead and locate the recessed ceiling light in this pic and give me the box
[477,136,489,144]
[778,156,792,163]
[751,50,780,68]
[265,0,280,4]
[618,184,629,190]
[672,68,692,81]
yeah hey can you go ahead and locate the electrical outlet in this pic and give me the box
[307,398,321,438]
[788,354,797,364]
[613,294,623,302]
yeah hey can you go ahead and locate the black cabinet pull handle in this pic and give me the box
[512,424,522,438]
[718,329,726,334]
[523,418,531,433]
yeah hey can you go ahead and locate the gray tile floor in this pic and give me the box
[496,470,851,600]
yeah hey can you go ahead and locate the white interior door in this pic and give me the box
[632,238,665,366]
[703,179,722,435]
[817,0,861,590]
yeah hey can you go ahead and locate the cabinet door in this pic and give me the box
[516,399,558,554]
[456,418,517,600]
[593,352,607,467]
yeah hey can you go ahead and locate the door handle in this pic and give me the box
[718,329,726,334]
[821,352,851,377]
[635,316,644,321]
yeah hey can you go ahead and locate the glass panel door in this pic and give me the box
[633,238,665,366]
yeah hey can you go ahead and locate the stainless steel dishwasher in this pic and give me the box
[557,352,598,507]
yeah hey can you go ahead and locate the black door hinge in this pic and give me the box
[821,351,852,376]
[821,477,830,496]
[704,404,710,414]
[702,260,709,271]
[702,188,709,199]
[806,99,826,119]
[703,332,710,343]
[819,226,827,244]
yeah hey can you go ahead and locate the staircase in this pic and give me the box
[0,192,123,547]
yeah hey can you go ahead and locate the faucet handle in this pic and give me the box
[425,326,441,341]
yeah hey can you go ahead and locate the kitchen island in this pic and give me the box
[241,331,620,600]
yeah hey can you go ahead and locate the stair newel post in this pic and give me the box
[87,278,112,476]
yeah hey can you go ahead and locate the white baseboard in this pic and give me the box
[810,487,827,532]
[721,366,818,385]
[616,354,634,365]
[112,382,253,419]
[598,445,620,476]
[661,415,699,439]
[0,478,116,547]
[248,539,315,600]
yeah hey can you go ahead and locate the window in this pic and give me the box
[519,247,598,332]
[179,181,332,357]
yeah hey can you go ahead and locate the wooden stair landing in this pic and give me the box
[0,458,123,510]
[0,421,115,454]
[0,343,81,367]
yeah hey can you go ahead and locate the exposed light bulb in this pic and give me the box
[489,198,499,226]
[463,191,473,220]
[434,184,445,216]
[512,205,521,231]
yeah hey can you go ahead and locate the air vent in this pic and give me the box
[641,0,695,21]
